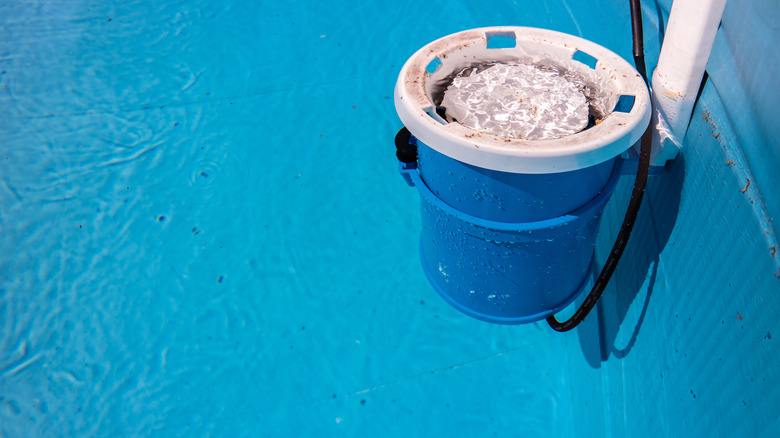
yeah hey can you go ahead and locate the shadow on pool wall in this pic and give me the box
[576,154,684,368]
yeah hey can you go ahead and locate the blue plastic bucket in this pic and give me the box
[418,144,616,222]
[395,27,651,324]
[401,142,621,324]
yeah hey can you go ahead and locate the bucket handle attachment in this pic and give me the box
[395,127,417,165]
[395,127,418,187]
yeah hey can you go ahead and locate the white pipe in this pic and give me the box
[650,0,728,166]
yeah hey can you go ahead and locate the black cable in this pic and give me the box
[630,0,648,84]
[546,124,652,332]
[547,0,652,332]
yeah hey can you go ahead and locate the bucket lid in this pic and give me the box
[394,27,651,173]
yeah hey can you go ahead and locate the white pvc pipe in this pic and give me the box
[650,0,728,166]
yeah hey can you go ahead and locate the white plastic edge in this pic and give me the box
[650,0,728,166]
[394,26,651,174]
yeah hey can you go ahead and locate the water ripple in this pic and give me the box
[189,160,221,189]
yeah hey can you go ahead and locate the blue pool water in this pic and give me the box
[2,0,779,436]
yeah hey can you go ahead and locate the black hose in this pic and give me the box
[546,0,652,332]
[546,125,652,332]
[630,0,648,83]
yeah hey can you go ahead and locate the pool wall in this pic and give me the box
[570,0,780,435]
[0,0,778,436]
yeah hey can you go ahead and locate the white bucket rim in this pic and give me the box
[394,26,651,174]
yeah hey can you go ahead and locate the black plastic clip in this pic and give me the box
[394,127,418,164]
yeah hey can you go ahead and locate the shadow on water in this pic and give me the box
[577,153,685,368]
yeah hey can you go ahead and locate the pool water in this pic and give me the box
[2,0,779,436]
